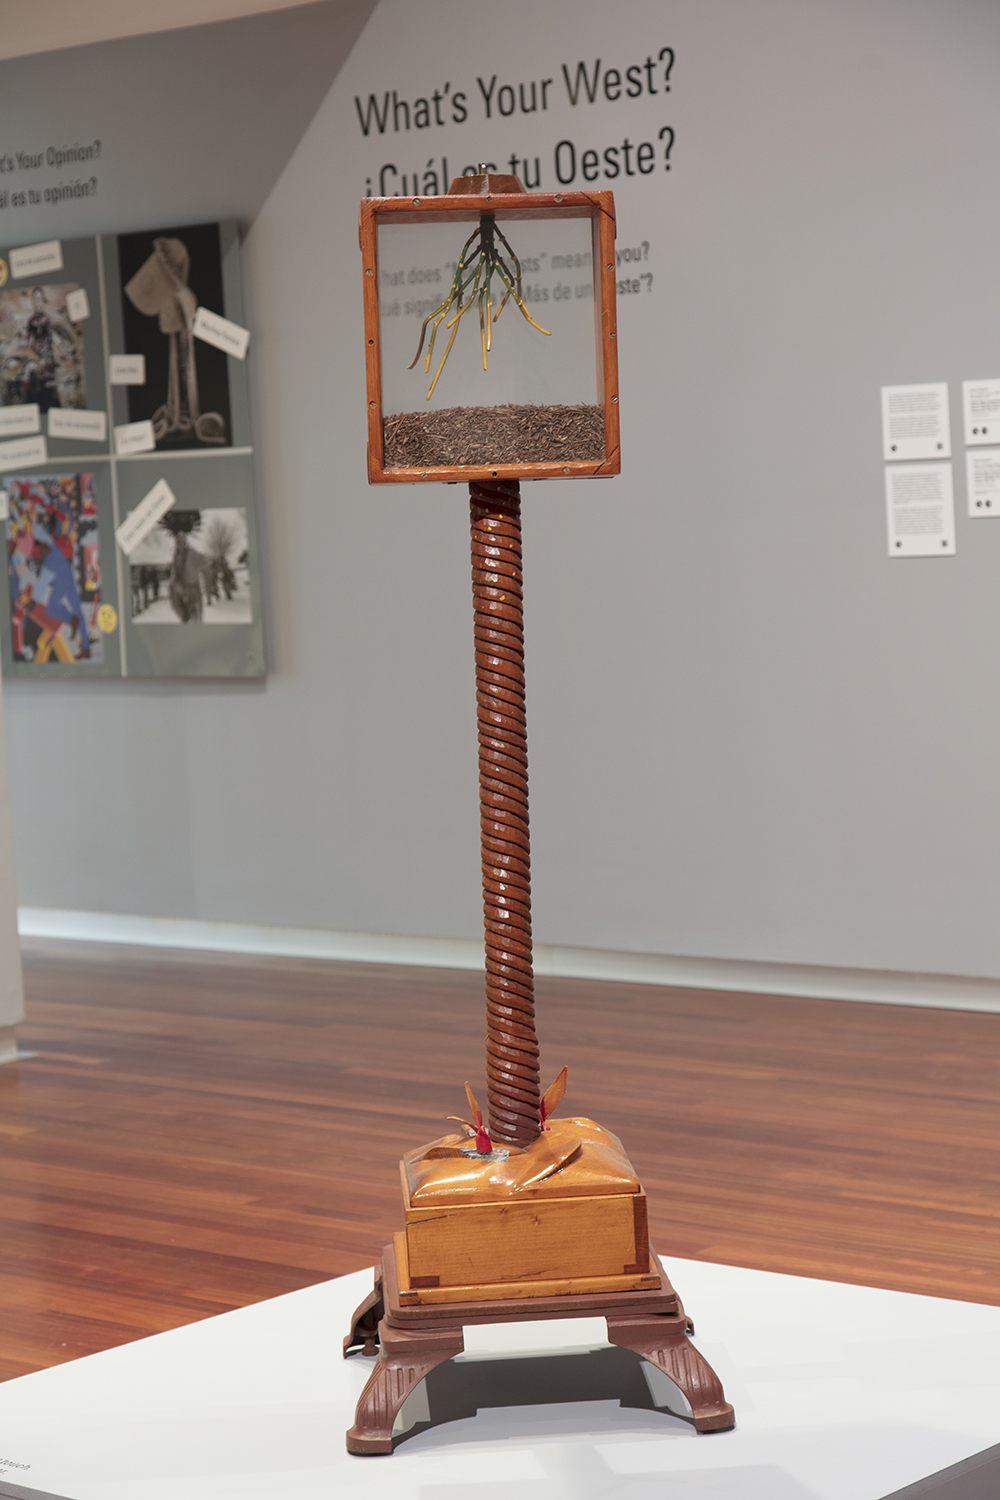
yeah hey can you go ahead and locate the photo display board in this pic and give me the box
[0,222,262,679]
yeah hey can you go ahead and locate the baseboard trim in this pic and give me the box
[16,907,1000,1014]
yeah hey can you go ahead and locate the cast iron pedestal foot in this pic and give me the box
[343,1274,385,1359]
[343,1242,734,1452]
[346,1320,465,1454]
[606,1310,735,1432]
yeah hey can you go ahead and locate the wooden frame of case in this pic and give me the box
[359,190,620,485]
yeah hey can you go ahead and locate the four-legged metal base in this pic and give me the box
[344,1241,734,1453]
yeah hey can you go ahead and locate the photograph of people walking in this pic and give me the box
[129,507,251,624]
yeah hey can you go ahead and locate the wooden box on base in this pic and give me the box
[396,1227,659,1307]
[400,1115,656,1303]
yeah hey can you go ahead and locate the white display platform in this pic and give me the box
[1,1256,999,1500]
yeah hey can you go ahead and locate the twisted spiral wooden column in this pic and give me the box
[470,478,540,1147]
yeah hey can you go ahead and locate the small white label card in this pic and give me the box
[48,407,107,442]
[192,305,250,360]
[885,462,955,556]
[109,353,146,385]
[115,477,176,556]
[64,286,90,323]
[0,433,47,468]
[0,403,40,436]
[962,378,1000,446]
[966,448,1000,517]
[10,239,63,279]
[881,382,951,461]
[0,490,8,521]
[114,418,156,455]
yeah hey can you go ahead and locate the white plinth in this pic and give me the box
[1,1256,999,1499]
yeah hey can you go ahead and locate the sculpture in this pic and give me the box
[345,170,733,1452]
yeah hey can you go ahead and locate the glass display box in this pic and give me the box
[360,171,620,483]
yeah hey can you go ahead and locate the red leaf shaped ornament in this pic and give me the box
[539,1066,568,1129]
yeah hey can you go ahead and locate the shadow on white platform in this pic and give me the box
[0,1257,998,1499]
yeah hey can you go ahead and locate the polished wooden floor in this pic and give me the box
[1,937,998,1381]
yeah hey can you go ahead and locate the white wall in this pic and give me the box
[0,0,323,62]
[5,0,1000,981]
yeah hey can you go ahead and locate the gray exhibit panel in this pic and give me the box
[117,452,263,678]
[99,234,126,433]
[220,221,252,451]
[0,220,260,680]
[0,458,121,679]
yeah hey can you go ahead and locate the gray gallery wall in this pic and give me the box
[4,0,1000,981]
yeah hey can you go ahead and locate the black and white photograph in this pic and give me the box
[0,283,87,411]
[118,222,232,450]
[129,507,251,624]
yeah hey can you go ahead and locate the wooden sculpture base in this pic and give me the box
[343,1239,735,1453]
[400,1118,657,1300]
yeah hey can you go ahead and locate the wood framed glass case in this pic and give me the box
[360,177,620,485]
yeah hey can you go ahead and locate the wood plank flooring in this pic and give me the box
[1,936,998,1381]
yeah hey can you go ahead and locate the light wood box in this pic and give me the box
[402,1168,650,1291]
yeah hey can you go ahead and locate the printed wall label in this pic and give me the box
[65,287,90,323]
[48,409,107,442]
[115,477,177,555]
[962,379,1000,447]
[192,306,250,360]
[885,462,955,556]
[114,420,155,455]
[0,434,47,468]
[966,449,1000,517]
[881,383,951,462]
[10,240,64,279]
[109,355,146,386]
[0,406,40,437]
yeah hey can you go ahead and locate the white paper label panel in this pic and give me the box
[48,407,107,442]
[64,286,90,323]
[114,419,156,455]
[115,477,176,556]
[881,383,951,461]
[0,433,47,468]
[966,448,1000,517]
[885,463,955,556]
[9,239,63,278]
[0,404,40,436]
[192,305,250,359]
[109,354,146,385]
[962,379,1000,446]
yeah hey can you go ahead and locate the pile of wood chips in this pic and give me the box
[383,403,605,468]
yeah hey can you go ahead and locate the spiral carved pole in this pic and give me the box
[470,478,541,1148]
